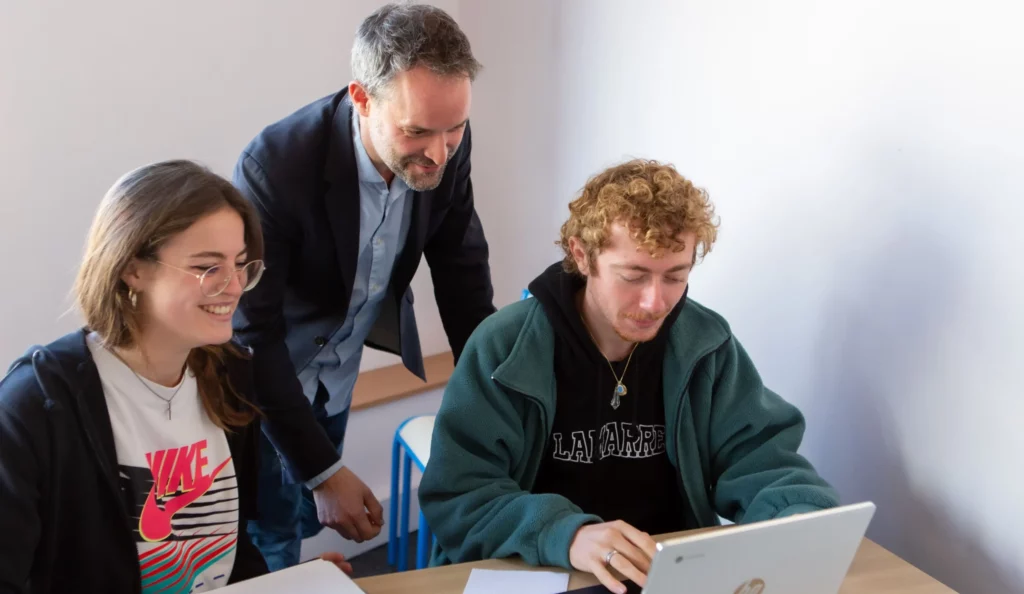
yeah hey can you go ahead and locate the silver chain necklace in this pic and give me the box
[107,347,185,420]
[129,369,185,420]
[579,313,638,410]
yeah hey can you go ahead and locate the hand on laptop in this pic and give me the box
[569,520,658,594]
[319,552,354,575]
[313,466,385,542]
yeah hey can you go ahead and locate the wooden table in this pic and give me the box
[354,532,954,594]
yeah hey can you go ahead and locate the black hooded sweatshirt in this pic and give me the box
[528,263,691,534]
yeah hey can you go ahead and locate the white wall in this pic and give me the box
[552,1,1024,592]
[456,0,565,305]
[0,0,456,370]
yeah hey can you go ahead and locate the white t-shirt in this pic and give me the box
[88,334,238,593]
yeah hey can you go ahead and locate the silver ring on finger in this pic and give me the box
[604,549,619,565]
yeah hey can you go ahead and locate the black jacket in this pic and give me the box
[232,88,495,482]
[0,330,267,594]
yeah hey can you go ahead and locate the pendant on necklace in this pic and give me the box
[166,402,172,420]
[611,382,627,410]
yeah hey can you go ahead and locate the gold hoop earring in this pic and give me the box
[128,288,138,308]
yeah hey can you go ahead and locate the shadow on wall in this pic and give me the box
[805,205,1022,593]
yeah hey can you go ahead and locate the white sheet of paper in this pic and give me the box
[463,568,571,594]
[215,559,365,594]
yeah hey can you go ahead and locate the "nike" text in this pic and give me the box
[139,440,231,542]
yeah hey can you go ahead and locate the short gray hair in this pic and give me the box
[351,3,482,97]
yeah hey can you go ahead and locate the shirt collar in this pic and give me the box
[351,108,408,192]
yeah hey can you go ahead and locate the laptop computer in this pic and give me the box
[567,501,876,594]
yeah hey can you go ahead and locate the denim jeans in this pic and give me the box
[246,383,349,571]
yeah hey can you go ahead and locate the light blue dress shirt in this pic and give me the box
[299,110,414,487]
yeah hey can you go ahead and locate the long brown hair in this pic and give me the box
[74,160,262,429]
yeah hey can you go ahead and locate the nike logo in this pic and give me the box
[139,440,231,542]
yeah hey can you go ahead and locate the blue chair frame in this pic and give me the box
[387,416,434,571]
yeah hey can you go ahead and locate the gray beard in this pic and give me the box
[396,163,447,191]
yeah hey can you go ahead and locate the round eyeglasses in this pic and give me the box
[157,260,266,297]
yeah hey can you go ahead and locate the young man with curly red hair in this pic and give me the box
[420,160,838,593]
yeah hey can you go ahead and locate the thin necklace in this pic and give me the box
[580,313,638,410]
[108,347,185,420]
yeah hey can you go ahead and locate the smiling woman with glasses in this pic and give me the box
[0,160,350,594]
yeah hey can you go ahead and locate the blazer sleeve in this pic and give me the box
[423,125,497,362]
[232,152,340,483]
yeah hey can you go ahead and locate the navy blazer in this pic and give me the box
[232,89,495,481]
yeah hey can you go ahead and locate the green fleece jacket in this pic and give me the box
[419,297,839,568]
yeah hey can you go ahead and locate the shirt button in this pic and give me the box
[314,336,327,347]
[374,237,383,247]
[370,284,381,293]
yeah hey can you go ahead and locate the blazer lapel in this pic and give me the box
[323,93,361,298]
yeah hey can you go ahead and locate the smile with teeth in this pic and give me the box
[201,304,234,315]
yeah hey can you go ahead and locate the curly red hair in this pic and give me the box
[559,159,719,274]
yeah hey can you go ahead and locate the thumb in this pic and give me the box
[364,488,385,524]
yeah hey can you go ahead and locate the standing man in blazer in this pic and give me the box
[231,3,495,570]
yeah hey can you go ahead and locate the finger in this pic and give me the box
[609,550,647,588]
[364,489,385,525]
[616,521,658,560]
[320,553,355,575]
[592,562,628,594]
[610,533,652,575]
[333,519,360,542]
[364,515,383,538]
[352,510,377,541]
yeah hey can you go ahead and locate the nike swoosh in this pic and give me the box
[139,458,231,542]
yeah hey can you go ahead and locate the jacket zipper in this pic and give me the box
[490,374,550,489]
